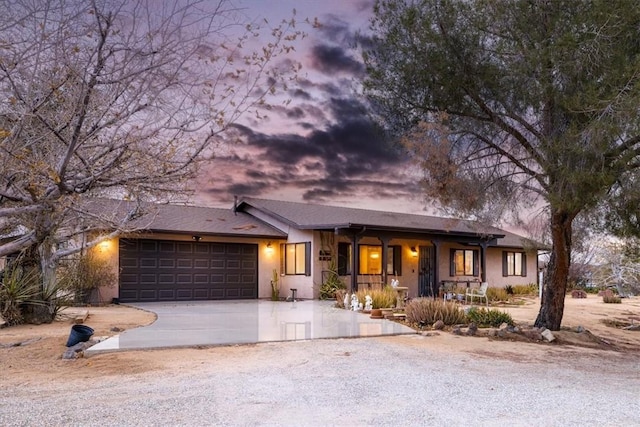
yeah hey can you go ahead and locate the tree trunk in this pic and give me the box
[535,210,573,330]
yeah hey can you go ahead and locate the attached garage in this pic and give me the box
[119,239,258,302]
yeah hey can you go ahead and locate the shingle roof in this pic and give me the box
[87,199,286,238]
[238,197,507,239]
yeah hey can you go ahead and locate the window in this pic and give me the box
[337,242,352,276]
[358,245,402,275]
[503,251,527,277]
[450,249,478,276]
[281,242,311,276]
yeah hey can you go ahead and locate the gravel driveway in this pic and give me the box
[1,336,638,426]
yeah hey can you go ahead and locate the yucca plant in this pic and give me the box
[0,261,41,326]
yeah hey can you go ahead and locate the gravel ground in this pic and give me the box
[1,335,639,426]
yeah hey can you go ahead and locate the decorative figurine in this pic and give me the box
[343,292,350,309]
[350,294,359,311]
[364,295,373,311]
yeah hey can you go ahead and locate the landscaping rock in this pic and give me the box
[110,326,123,332]
[61,341,94,360]
[452,326,462,335]
[522,329,543,341]
[541,329,556,342]
[499,322,510,330]
[0,319,6,329]
[433,320,445,330]
[623,324,640,331]
[466,323,478,336]
[487,329,497,337]
[575,326,585,333]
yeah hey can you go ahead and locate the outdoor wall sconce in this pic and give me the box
[410,246,418,257]
[192,235,201,242]
[265,242,274,255]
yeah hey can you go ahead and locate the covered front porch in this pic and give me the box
[329,226,502,298]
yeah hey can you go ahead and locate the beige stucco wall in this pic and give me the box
[100,229,538,302]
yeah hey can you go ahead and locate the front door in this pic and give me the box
[418,245,435,297]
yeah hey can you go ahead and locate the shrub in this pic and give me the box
[603,294,622,304]
[486,287,509,302]
[355,286,397,309]
[505,285,514,295]
[511,284,538,295]
[405,298,467,326]
[0,260,41,326]
[57,250,116,304]
[467,307,514,327]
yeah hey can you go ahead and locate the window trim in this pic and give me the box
[280,242,311,276]
[449,248,479,276]
[357,244,402,276]
[502,251,527,277]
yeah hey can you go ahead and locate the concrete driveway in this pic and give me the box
[85,300,416,355]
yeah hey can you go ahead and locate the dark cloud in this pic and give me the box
[316,15,355,45]
[309,44,364,76]
[292,88,312,100]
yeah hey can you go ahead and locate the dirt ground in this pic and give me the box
[1,295,639,386]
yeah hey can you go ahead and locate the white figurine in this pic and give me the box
[343,292,350,310]
[350,294,359,311]
[364,295,373,311]
[391,279,399,288]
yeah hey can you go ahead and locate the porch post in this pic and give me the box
[350,234,359,292]
[480,241,488,282]
[432,239,440,299]
[379,236,390,285]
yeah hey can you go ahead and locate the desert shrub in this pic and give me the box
[0,260,41,326]
[511,284,538,295]
[405,298,467,326]
[57,250,116,304]
[486,287,509,302]
[355,286,397,309]
[505,285,514,295]
[467,307,514,327]
[603,294,621,304]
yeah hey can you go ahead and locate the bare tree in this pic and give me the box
[0,0,304,291]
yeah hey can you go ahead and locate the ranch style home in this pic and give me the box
[93,198,540,304]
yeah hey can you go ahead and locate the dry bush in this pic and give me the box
[355,287,397,309]
[486,287,509,302]
[603,294,622,304]
[511,284,538,295]
[405,298,467,326]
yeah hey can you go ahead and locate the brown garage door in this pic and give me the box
[119,239,257,302]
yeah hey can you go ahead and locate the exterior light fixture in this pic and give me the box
[410,246,418,257]
[265,242,274,255]
[192,235,201,242]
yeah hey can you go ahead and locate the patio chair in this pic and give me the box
[465,282,489,307]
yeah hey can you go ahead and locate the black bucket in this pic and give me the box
[66,324,94,347]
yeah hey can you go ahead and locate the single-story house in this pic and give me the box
[94,197,541,303]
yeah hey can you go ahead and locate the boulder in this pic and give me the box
[466,323,478,336]
[432,320,445,330]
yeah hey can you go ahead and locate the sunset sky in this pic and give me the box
[195,0,428,214]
